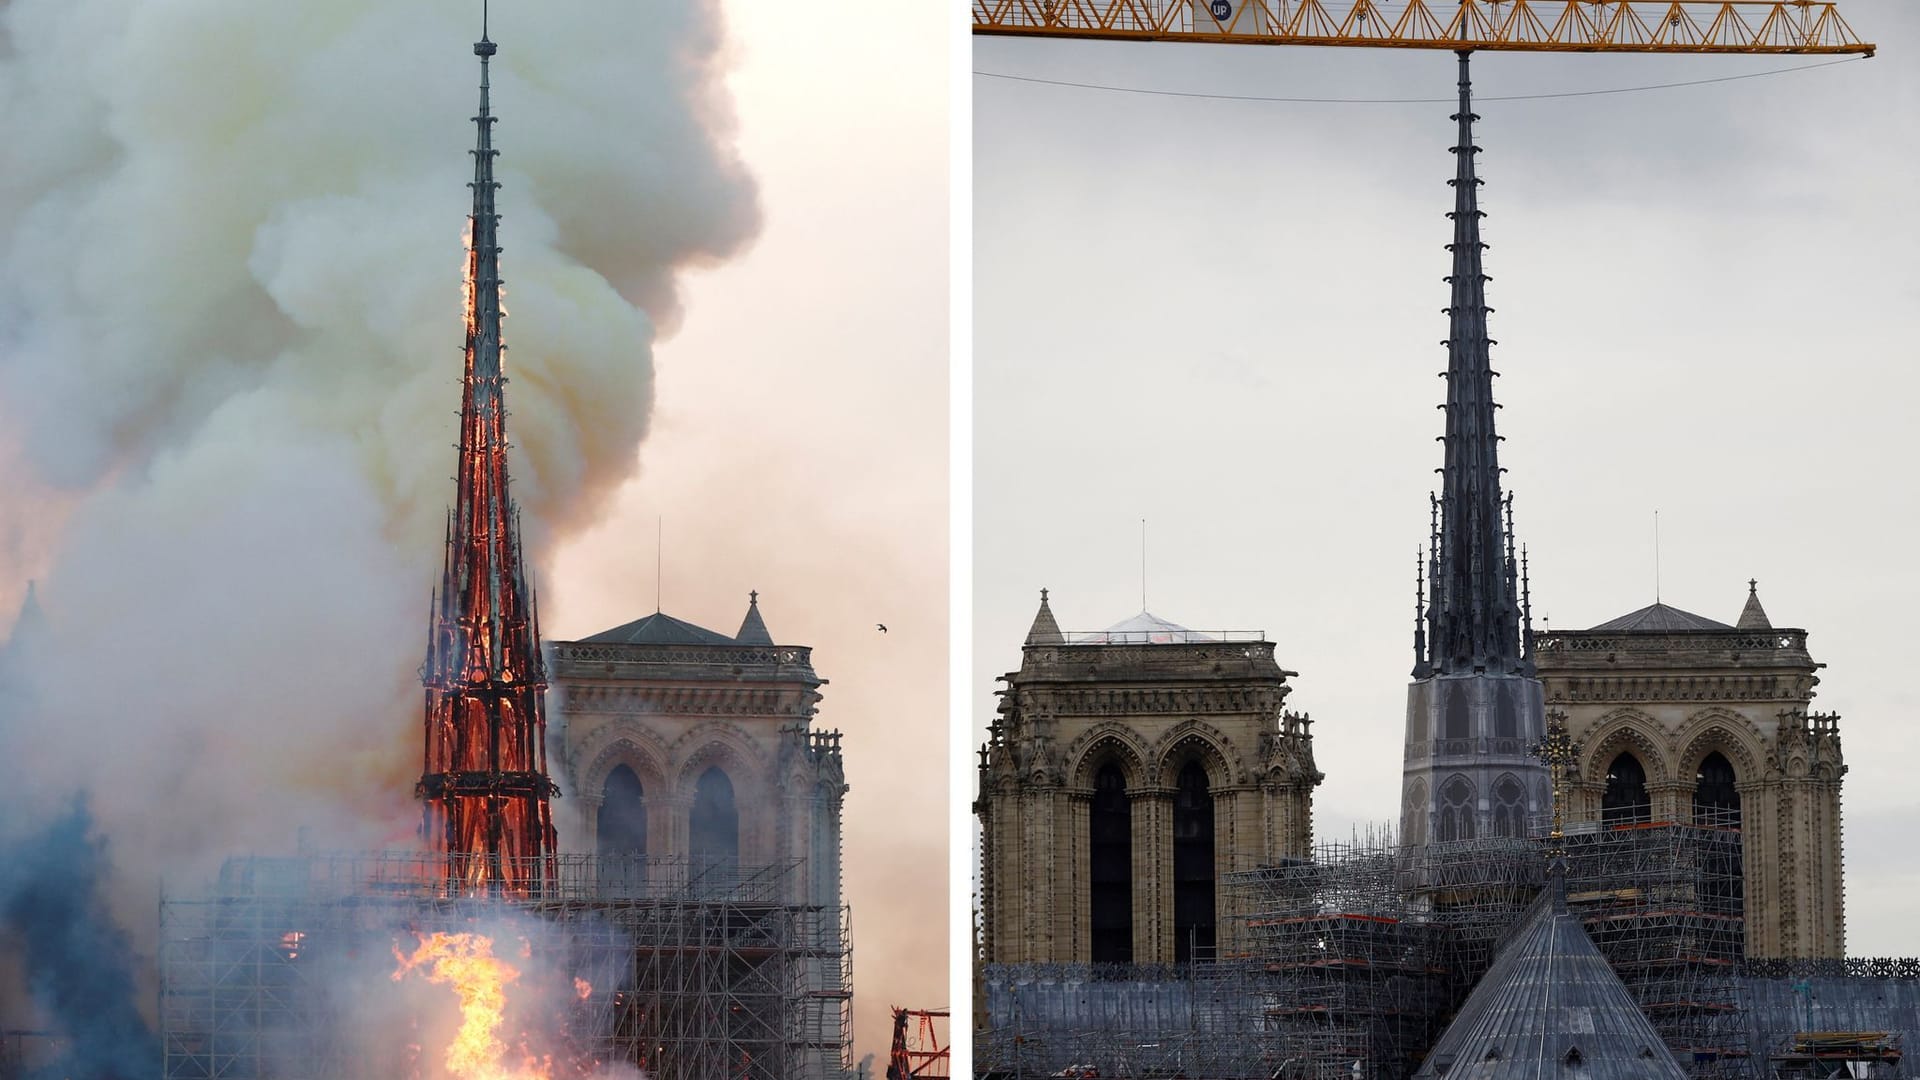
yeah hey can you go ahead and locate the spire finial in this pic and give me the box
[750,589,759,605]
[1749,577,1758,594]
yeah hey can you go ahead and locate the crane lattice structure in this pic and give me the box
[973,1,1872,54]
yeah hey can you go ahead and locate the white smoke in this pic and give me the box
[0,0,758,1017]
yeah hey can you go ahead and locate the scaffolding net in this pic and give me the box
[159,852,851,1080]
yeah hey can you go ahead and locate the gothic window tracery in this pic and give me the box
[1490,773,1526,838]
[1603,752,1651,825]
[1172,760,1215,961]
[1090,761,1132,963]
[1403,778,1429,846]
[1437,775,1476,842]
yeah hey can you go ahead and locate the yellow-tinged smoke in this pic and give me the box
[0,0,759,1010]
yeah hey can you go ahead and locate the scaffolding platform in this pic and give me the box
[160,852,852,1080]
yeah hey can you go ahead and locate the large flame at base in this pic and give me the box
[393,932,553,1080]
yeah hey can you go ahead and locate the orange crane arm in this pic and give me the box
[973,1,1874,55]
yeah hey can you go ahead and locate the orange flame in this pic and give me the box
[573,977,591,1001]
[392,931,552,1080]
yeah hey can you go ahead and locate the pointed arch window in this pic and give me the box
[1490,774,1526,838]
[1694,752,1741,826]
[598,764,647,859]
[1090,762,1132,964]
[1437,775,1476,842]
[689,766,739,868]
[1494,683,1518,739]
[1603,752,1652,825]
[1443,685,1471,740]
[1694,752,1745,914]
[1403,779,1430,847]
[1172,760,1215,962]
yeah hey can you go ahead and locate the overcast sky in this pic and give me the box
[975,3,1919,954]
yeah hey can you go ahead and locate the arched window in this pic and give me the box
[1603,752,1651,825]
[1172,760,1215,962]
[1694,752,1741,826]
[1490,774,1526,838]
[598,764,647,858]
[1693,751,1745,914]
[1090,763,1132,964]
[1443,685,1471,740]
[1494,684,1518,739]
[1437,776,1476,842]
[689,766,739,867]
[1402,779,1429,847]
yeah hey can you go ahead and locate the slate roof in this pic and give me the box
[1588,602,1732,633]
[581,611,738,646]
[1025,589,1064,646]
[1413,883,1689,1080]
[1736,581,1772,631]
[735,593,774,645]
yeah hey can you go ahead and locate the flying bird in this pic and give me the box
[876,623,888,633]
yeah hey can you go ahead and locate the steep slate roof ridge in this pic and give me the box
[1413,887,1688,1079]
[1587,601,1733,633]
[581,611,738,646]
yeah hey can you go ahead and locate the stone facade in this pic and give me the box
[975,593,1322,966]
[547,596,848,913]
[1533,584,1846,959]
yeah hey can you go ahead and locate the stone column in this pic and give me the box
[1062,791,1090,963]
[1134,789,1173,964]
[1647,780,1690,825]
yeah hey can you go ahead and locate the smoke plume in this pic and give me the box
[0,0,758,1049]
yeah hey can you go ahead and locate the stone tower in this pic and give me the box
[975,592,1322,966]
[1400,52,1550,853]
[547,592,851,1079]
[547,593,847,911]
[416,23,559,896]
[1533,582,1847,959]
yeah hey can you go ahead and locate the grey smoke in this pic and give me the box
[0,0,760,1050]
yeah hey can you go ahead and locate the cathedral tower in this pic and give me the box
[1400,52,1550,851]
[1534,582,1847,958]
[976,593,1321,966]
[416,20,560,896]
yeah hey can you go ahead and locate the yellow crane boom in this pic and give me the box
[973,1,1874,55]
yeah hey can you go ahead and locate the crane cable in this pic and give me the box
[973,54,1865,104]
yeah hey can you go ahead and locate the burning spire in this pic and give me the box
[416,11,559,896]
[1416,50,1531,679]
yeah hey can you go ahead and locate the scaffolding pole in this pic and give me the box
[159,852,852,1080]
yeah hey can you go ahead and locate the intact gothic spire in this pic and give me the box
[416,14,560,896]
[1416,51,1532,680]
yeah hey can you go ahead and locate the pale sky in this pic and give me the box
[548,3,948,1066]
[975,3,1919,955]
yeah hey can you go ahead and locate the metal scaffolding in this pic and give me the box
[159,852,851,1080]
[975,815,1755,1079]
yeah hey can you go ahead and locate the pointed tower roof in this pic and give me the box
[1417,51,1530,679]
[1413,887,1689,1079]
[735,590,774,645]
[1737,579,1772,630]
[1024,588,1064,646]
